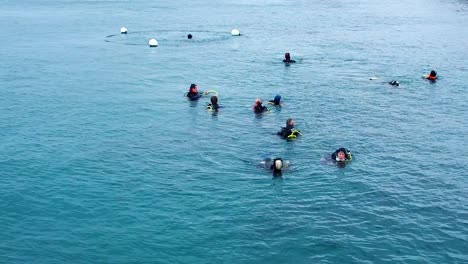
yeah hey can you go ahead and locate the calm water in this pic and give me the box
[1,0,467,263]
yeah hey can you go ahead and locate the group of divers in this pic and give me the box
[184,52,439,177]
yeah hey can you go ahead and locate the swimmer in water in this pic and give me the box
[259,157,289,177]
[331,148,353,163]
[268,95,282,107]
[369,77,400,86]
[424,70,437,81]
[207,95,221,111]
[278,118,301,139]
[283,52,296,64]
[271,158,284,177]
[253,99,268,114]
[187,34,193,39]
[187,83,202,101]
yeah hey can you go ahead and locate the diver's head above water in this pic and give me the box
[332,147,351,162]
[283,52,296,63]
[253,99,267,113]
[426,70,437,81]
[336,150,346,161]
[271,158,283,176]
[211,95,218,105]
[286,118,295,128]
[189,83,198,92]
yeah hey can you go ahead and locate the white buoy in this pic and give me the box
[149,38,158,47]
[231,29,240,36]
[120,27,128,34]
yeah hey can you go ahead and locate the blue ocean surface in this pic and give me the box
[1,0,467,263]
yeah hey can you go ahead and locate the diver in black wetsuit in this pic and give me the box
[331,148,353,162]
[283,52,296,64]
[253,99,268,114]
[270,158,284,177]
[259,157,288,177]
[207,96,221,111]
[186,83,201,101]
[278,118,298,139]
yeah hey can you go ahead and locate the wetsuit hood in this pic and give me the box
[273,95,281,105]
[211,96,218,105]
[332,148,351,161]
[271,158,283,176]
[286,118,294,128]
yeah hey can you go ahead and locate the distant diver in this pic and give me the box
[278,118,301,140]
[206,95,221,111]
[331,148,353,164]
[423,70,437,81]
[259,157,289,177]
[370,78,400,87]
[283,52,296,64]
[186,83,202,101]
[268,95,282,107]
[253,99,268,114]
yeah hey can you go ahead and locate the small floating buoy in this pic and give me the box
[149,38,158,47]
[120,27,128,34]
[187,34,193,39]
[231,29,240,36]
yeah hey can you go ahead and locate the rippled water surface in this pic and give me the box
[1,0,467,263]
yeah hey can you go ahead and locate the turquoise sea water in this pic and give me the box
[1,0,467,263]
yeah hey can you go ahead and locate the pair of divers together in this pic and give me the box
[252,95,281,114]
[378,70,438,87]
[252,98,301,140]
[186,83,221,111]
[262,147,353,177]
